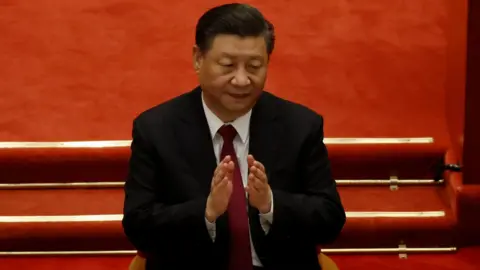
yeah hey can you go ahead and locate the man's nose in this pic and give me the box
[230,68,251,87]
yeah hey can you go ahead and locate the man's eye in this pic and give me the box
[218,60,234,67]
[249,61,262,69]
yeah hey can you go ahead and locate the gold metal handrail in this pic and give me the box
[0,246,456,257]
[0,179,443,190]
[0,211,445,223]
[0,137,434,149]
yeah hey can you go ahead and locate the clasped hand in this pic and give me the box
[205,155,272,222]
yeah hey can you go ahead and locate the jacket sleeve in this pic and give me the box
[267,115,346,245]
[122,118,214,254]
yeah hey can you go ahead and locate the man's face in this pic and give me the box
[193,34,269,121]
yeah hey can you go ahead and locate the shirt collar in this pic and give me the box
[201,93,251,143]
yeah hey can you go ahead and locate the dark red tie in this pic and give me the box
[218,125,253,270]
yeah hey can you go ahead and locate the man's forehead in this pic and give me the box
[209,35,267,57]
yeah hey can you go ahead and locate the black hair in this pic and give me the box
[195,3,275,55]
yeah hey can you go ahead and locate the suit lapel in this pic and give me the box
[174,87,217,195]
[248,92,280,261]
[248,92,280,185]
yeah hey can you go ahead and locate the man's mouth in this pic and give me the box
[228,93,250,99]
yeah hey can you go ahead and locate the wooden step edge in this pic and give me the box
[0,179,444,190]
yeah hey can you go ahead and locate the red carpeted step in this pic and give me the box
[0,188,130,251]
[0,147,130,184]
[328,185,456,248]
[0,188,123,215]
[328,143,446,179]
[0,255,132,270]
[1,247,478,270]
[339,185,449,211]
[0,186,449,215]
[329,246,480,270]
[0,142,445,183]
[0,185,456,251]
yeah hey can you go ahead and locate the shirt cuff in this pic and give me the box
[259,190,274,233]
[205,217,216,242]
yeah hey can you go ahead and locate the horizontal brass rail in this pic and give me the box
[0,179,443,190]
[0,211,445,223]
[336,179,443,185]
[0,246,456,256]
[0,182,125,189]
[321,247,457,254]
[0,137,434,149]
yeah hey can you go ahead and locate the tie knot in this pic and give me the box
[218,125,238,143]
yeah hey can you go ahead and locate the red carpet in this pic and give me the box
[0,256,132,270]
[0,185,449,215]
[0,143,446,183]
[0,184,456,251]
[0,188,123,215]
[1,247,479,270]
[338,186,449,211]
[332,247,480,270]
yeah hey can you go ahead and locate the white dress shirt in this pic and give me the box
[201,94,273,267]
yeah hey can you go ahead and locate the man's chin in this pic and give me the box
[224,103,253,116]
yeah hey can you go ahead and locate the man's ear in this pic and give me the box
[192,45,203,73]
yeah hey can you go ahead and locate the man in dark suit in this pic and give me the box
[122,3,346,270]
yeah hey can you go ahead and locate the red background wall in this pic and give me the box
[445,0,467,164]
[462,0,480,184]
[0,0,449,143]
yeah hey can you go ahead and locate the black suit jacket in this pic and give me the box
[122,87,346,270]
